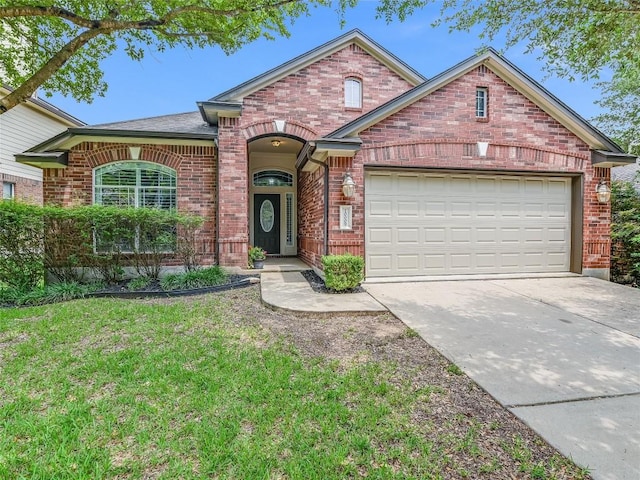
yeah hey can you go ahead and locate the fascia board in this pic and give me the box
[27,129,216,152]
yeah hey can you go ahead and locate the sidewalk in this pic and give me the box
[253,257,385,313]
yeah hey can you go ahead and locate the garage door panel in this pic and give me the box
[366,171,572,277]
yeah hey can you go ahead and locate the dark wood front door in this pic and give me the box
[254,194,280,255]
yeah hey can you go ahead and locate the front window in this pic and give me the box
[94,161,176,209]
[476,87,488,118]
[94,162,177,252]
[345,77,362,109]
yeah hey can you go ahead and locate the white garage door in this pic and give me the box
[365,171,572,277]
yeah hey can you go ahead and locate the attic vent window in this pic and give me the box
[345,77,362,109]
[476,87,488,119]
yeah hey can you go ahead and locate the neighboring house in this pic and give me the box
[612,157,640,192]
[17,30,636,280]
[1,86,83,203]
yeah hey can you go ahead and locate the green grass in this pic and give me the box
[0,294,590,479]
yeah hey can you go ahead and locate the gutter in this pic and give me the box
[305,152,330,257]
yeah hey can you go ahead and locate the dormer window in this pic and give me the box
[476,87,488,119]
[345,77,362,109]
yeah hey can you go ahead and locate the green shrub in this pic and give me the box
[0,201,45,290]
[611,181,640,285]
[128,276,152,291]
[176,215,206,272]
[321,253,364,291]
[42,205,95,283]
[160,266,228,291]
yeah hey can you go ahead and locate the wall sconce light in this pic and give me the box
[342,171,356,198]
[271,139,282,147]
[596,180,611,204]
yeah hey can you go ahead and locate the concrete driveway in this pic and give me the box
[365,276,640,480]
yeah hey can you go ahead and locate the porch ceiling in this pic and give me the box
[249,136,303,155]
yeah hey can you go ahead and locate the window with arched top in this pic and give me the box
[253,170,293,187]
[94,161,177,210]
[344,77,362,108]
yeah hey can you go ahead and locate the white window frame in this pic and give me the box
[2,182,15,200]
[94,161,177,210]
[476,87,488,118]
[344,77,362,109]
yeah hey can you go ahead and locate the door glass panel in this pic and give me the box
[260,200,275,232]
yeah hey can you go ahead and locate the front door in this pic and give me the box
[254,194,280,255]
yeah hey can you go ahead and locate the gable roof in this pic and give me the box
[328,48,628,155]
[1,85,84,127]
[210,29,426,103]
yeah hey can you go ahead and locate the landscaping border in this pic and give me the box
[87,276,259,299]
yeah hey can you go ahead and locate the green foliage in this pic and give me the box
[41,204,95,283]
[0,281,99,307]
[248,245,267,267]
[321,253,364,291]
[175,214,205,272]
[377,0,640,151]
[0,0,360,112]
[160,265,228,291]
[0,201,45,290]
[127,276,152,291]
[0,202,205,288]
[611,181,640,285]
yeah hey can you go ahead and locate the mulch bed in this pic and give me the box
[88,274,259,298]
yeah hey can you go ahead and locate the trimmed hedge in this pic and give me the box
[0,202,205,289]
[321,253,364,291]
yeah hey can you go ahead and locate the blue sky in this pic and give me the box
[49,2,604,126]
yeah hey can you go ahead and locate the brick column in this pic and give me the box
[582,166,611,279]
[217,117,249,267]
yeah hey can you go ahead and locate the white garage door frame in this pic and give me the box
[365,168,583,278]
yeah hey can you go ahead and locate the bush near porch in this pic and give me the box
[611,181,640,286]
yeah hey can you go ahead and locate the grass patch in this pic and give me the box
[0,292,590,479]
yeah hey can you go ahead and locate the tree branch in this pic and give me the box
[0,1,302,31]
[0,27,107,113]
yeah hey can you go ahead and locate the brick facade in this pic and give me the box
[1,172,42,204]
[324,66,609,274]
[38,35,617,278]
[43,142,217,265]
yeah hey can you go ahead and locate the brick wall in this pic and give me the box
[242,44,416,137]
[1,172,42,204]
[217,118,250,267]
[42,142,217,265]
[325,66,609,273]
[230,43,417,266]
[297,166,326,267]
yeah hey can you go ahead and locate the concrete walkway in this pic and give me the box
[261,270,386,313]
[365,277,640,480]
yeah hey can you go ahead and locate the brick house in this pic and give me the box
[18,30,635,280]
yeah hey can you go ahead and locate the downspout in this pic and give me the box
[306,154,330,256]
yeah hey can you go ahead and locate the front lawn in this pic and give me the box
[0,287,589,479]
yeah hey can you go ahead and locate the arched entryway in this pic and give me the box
[248,135,304,256]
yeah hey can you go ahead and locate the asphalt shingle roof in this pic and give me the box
[89,111,214,136]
